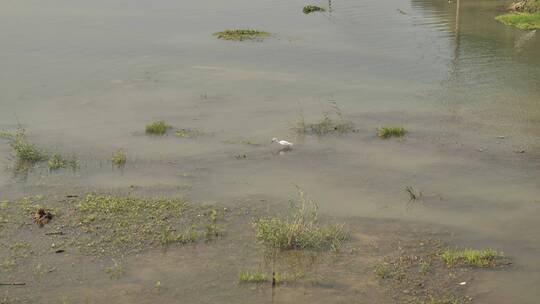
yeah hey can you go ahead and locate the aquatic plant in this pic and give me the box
[405,186,422,202]
[294,102,354,135]
[213,29,271,41]
[495,12,540,29]
[238,270,269,283]
[104,259,125,279]
[253,188,348,250]
[238,270,304,284]
[378,126,407,138]
[145,120,170,135]
[10,134,47,163]
[303,5,326,14]
[111,149,127,167]
[48,153,78,170]
[175,128,201,138]
[441,248,504,267]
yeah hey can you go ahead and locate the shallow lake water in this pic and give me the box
[1,0,539,303]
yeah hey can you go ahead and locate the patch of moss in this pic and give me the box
[495,12,540,29]
[378,126,407,139]
[213,29,271,41]
[145,120,171,135]
[303,5,326,14]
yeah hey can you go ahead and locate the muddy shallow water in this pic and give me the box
[1,0,539,303]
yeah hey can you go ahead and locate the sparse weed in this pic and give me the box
[111,149,127,167]
[48,153,78,170]
[253,187,348,250]
[105,259,125,279]
[175,128,201,138]
[213,29,271,41]
[294,103,353,135]
[238,270,269,283]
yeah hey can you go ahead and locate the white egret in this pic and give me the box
[271,138,293,150]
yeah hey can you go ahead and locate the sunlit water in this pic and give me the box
[1,0,539,302]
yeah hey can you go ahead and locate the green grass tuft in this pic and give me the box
[495,12,540,29]
[145,120,170,135]
[303,5,326,14]
[111,149,127,167]
[48,153,79,171]
[441,248,503,267]
[378,126,407,139]
[238,270,269,283]
[253,188,348,251]
[213,29,271,41]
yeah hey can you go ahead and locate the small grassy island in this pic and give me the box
[213,29,270,41]
[496,0,540,29]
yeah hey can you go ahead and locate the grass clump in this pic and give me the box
[48,153,78,171]
[7,128,47,163]
[303,5,326,14]
[238,270,269,283]
[441,248,504,267]
[378,126,407,139]
[104,259,125,279]
[145,120,170,135]
[253,188,348,251]
[111,149,126,167]
[175,128,201,138]
[213,29,271,41]
[495,12,540,29]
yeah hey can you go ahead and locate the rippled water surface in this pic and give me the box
[1,0,539,303]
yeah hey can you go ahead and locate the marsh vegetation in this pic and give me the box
[145,120,171,135]
[378,126,407,138]
[253,188,348,251]
[213,29,271,41]
[303,5,326,14]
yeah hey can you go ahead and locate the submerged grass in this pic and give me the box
[378,126,407,139]
[213,29,271,41]
[441,248,504,267]
[238,270,268,283]
[48,153,78,171]
[238,270,305,284]
[175,128,201,138]
[295,103,354,136]
[303,5,326,14]
[495,12,540,29]
[253,188,348,251]
[73,195,223,255]
[145,120,170,135]
[111,149,127,167]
